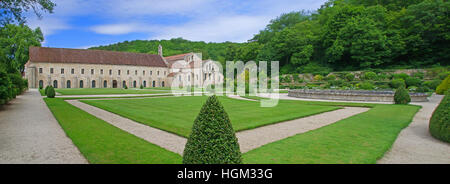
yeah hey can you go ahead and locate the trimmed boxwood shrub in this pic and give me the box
[390,78,406,89]
[362,72,377,80]
[140,84,144,89]
[314,75,323,81]
[183,95,242,164]
[325,74,336,81]
[424,80,442,90]
[394,86,411,104]
[44,85,50,95]
[345,73,355,81]
[438,72,449,80]
[46,86,55,98]
[436,75,449,95]
[357,81,375,90]
[405,77,422,88]
[391,73,409,80]
[429,90,449,142]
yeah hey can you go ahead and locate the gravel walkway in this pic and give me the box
[227,95,258,101]
[67,100,187,155]
[378,94,450,164]
[0,89,87,164]
[56,92,204,98]
[237,107,369,152]
[69,99,368,154]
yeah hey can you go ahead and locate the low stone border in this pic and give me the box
[288,89,429,102]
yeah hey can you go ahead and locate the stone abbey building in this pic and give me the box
[25,45,223,89]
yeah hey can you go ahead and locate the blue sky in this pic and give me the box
[26,0,327,49]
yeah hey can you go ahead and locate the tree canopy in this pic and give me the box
[92,0,449,74]
[0,0,56,25]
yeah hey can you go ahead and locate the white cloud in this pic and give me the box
[27,16,70,36]
[25,0,328,45]
[152,15,271,42]
[90,23,144,35]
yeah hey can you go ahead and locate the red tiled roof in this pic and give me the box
[164,53,191,62]
[29,46,167,67]
[167,72,177,77]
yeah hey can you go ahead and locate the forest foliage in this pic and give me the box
[90,0,449,74]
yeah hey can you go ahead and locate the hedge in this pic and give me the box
[436,75,449,95]
[429,90,449,142]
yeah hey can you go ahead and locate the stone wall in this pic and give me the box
[288,89,429,102]
[26,62,170,89]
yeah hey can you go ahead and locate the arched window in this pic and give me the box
[161,81,165,87]
[143,81,146,87]
[133,81,136,88]
[53,80,58,88]
[152,81,156,87]
[67,80,71,88]
[39,80,43,89]
[91,80,96,88]
[123,81,126,88]
[80,80,84,88]
[103,80,107,88]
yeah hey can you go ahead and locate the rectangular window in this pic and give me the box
[100,69,103,75]
[157,71,160,76]
[61,68,64,74]
[150,71,152,75]
[91,69,94,75]
[109,69,112,75]
[135,70,137,75]
[81,69,84,74]
[164,71,166,76]
[50,68,53,74]
[118,70,121,75]
[143,71,145,75]
[71,68,74,74]
[39,68,42,73]
[127,70,130,75]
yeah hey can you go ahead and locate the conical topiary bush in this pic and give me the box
[46,86,55,98]
[183,95,242,164]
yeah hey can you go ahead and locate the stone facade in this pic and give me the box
[288,89,429,102]
[26,62,169,89]
[25,46,224,89]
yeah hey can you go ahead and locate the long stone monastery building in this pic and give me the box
[25,45,223,89]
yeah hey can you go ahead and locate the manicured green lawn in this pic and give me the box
[82,96,340,137]
[55,88,169,95]
[39,89,45,96]
[243,102,420,164]
[44,98,181,164]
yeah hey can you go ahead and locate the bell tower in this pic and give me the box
[158,44,163,57]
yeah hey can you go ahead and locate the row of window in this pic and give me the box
[38,67,166,76]
[39,79,165,89]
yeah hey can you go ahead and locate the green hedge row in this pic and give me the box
[429,90,449,143]
[0,68,28,105]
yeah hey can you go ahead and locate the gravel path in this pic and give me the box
[56,92,204,98]
[0,89,87,164]
[69,99,368,154]
[237,107,369,152]
[227,95,258,101]
[67,100,187,155]
[378,94,450,164]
